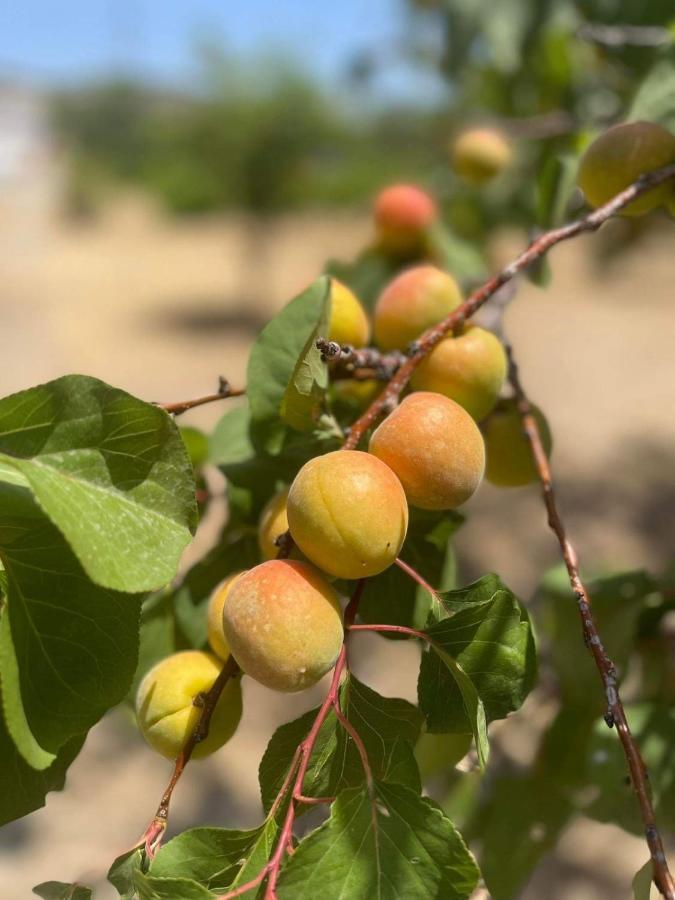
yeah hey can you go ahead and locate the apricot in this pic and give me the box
[328,278,370,348]
[135,650,242,759]
[452,127,512,185]
[577,121,675,216]
[411,325,507,421]
[207,572,245,660]
[482,398,552,487]
[331,378,382,411]
[374,183,438,254]
[222,559,343,692]
[287,450,408,579]
[369,392,484,510]
[373,265,463,352]
[257,489,290,560]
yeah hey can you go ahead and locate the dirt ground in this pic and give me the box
[0,178,673,899]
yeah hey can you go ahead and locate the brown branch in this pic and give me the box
[141,655,241,857]
[342,162,675,450]
[507,348,675,900]
[158,377,245,416]
[577,22,672,48]
[317,338,405,383]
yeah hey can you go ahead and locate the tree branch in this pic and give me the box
[158,377,245,416]
[342,162,675,450]
[140,655,241,857]
[507,346,675,900]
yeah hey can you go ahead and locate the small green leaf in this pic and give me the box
[427,222,488,283]
[633,860,654,900]
[276,781,480,899]
[0,375,197,593]
[629,59,675,130]
[247,278,331,451]
[107,848,145,899]
[259,675,423,811]
[536,154,578,230]
[418,574,536,756]
[151,820,278,895]
[133,871,215,899]
[32,883,92,900]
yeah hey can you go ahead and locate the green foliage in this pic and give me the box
[259,676,423,810]
[276,782,480,900]
[33,883,93,900]
[418,575,537,763]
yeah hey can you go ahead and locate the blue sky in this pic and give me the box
[0,0,446,104]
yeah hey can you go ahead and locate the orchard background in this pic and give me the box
[0,2,674,899]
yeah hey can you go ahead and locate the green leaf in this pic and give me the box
[259,675,423,811]
[418,574,537,757]
[180,426,210,470]
[0,701,83,825]
[633,860,654,900]
[0,375,197,593]
[536,154,578,230]
[0,482,142,763]
[107,848,145,899]
[247,278,331,451]
[151,820,278,895]
[427,222,488,284]
[537,567,656,705]
[583,703,675,834]
[360,510,462,636]
[629,59,675,130]
[133,871,215,899]
[276,781,480,900]
[32,883,92,900]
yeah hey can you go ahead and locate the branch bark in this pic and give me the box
[159,377,245,415]
[507,347,675,900]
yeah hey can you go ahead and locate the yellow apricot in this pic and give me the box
[577,121,675,216]
[411,325,507,421]
[135,650,242,760]
[331,378,382,411]
[482,398,552,487]
[369,392,484,510]
[328,278,370,348]
[373,265,463,352]
[258,489,290,560]
[374,183,438,254]
[287,450,408,579]
[222,559,343,692]
[207,572,245,660]
[452,128,512,185]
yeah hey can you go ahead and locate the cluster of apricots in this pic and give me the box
[136,118,674,761]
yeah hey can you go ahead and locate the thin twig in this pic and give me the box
[507,347,675,900]
[342,162,675,450]
[159,377,245,416]
[395,557,440,603]
[577,22,672,48]
[140,655,241,857]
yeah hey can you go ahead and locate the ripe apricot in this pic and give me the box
[328,278,370,348]
[374,183,438,254]
[452,127,512,185]
[369,392,484,510]
[577,121,675,216]
[258,489,290,560]
[136,650,242,759]
[411,325,507,421]
[222,559,343,692]
[373,265,463,352]
[207,572,245,660]
[287,450,408,579]
[482,398,552,487]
